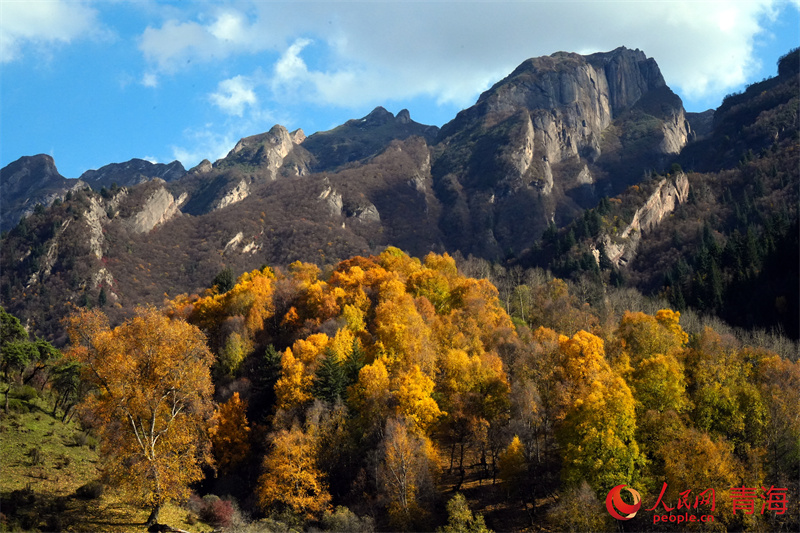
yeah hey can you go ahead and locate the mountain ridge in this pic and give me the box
[2,46,797,341]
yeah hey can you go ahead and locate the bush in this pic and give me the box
[75,480,104,500]
[55,453,72,469]
[193,494,241,529]
[546,481,610,533]
[26,446,44,466]
[9,385,38,401]
[68,431,88,447]
[322,506,375,533]
[67,430,97,449]
[6,398,30,413]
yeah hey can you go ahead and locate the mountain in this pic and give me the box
[79,158,186,188]
[431,47,691,258]
[0,156,186,232]
[0,155,85,232]
[1,46,797,342]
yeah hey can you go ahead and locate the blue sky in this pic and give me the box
[2,1,799,179]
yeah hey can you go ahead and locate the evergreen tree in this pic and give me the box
[343,339,366,386]
[212,267,235,293]
[314,348,346,403]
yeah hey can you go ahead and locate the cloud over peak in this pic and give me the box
[211,75,258,116]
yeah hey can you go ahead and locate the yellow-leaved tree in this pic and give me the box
[257,424,331,518]
[66,307,215,527]
[210,392,251,474]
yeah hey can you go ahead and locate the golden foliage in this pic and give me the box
[66,307,215,514]
[257,425,331,518]
[210,392,251,474]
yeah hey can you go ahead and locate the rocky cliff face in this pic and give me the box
[213,179,250,210]
[216,125,307,180]
[122,181,187,234]
[432,47,692,259]
[596,172,690,267]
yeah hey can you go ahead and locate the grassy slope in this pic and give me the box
[0,395,212,532]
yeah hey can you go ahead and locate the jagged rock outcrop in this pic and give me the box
[0,154,86,231]
[85,196,108,258]
[216,125,307,180]
[79,159,186,188]
[122,182,187,233]
[318,182,344,217]
[25,219,71,287]
[596,172,690,267]
[190,159,213,174]
[213,179,250,210]
[223,231,262,255]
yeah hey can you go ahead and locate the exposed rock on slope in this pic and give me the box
[215,125,308,180]
[596,172,690,267]
[213,180,250,210]
[122,181,187,234]
[302,107,439,170]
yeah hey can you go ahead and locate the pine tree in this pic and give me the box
[343,339,366,386]
[314,348,346,403]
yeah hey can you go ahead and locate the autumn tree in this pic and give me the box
[67,307,215,526]
[379,417,439,530]
[498,435,526,500]
[555,330,642,495]
[438,493,492,533]
[210,392,251,474]
[257,424,331,518]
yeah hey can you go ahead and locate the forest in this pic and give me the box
[2,247,798,532]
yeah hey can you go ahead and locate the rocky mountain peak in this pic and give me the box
[1,154,63,193]
[0,154,85,231]
[215,124,303,180]
[301,107,439,171]
[78,158,186,188]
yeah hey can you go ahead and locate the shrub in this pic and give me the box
[56,453,72,469]
[9,385,38,401]
[196,494,240,529]
[26,446,44,466]
[45,514,64,532]
[322,506,375,533]
[68,431,88,447]
[6,398,30,413]
[75,480,104,500]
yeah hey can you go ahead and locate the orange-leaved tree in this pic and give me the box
[66,307,215,526]
[210,392,251,474]
[257,424,331,518]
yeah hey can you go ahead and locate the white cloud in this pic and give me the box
[140,1,799,113]
[172,125,236,168]
[141,72,159,88]
[138,7,282,72]
[0,0,105,62]
[210,75,258,116]
[172,105,286,169]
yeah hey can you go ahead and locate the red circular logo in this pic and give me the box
[606,484,642,520]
